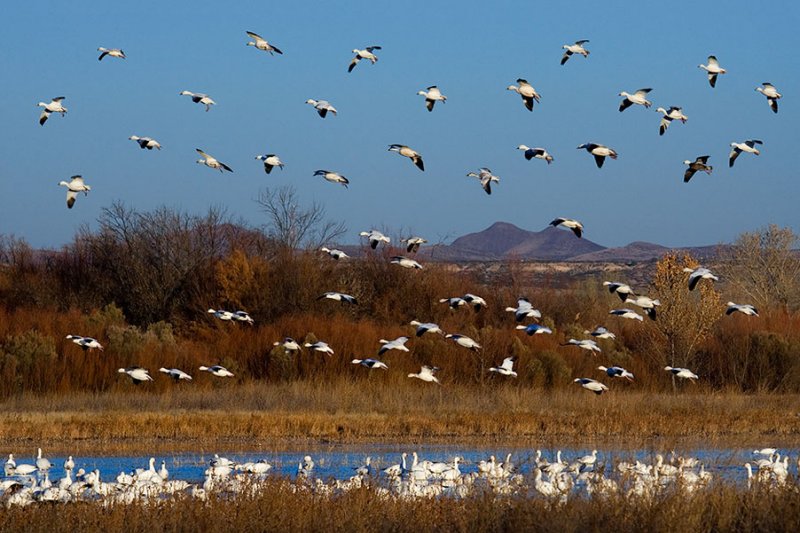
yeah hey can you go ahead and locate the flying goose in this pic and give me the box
[726,302,759,317]
[624,294,660,320]
[441,297,467,309]
[351,358,388,370]
[348,46,381,72]
[656,106,688,136]
[506,79,541,111]
[729,140,762,167]
[320,247,349,260]
[274,337,301,353]
[489,356,518,377]
[37,96,67,126]
[683,156,712,183]
[305,99,337,118]
[577,143,617,168]
[755,83,781,113]
[304,341,335,356]
[665,366,698,381]
[462,293,487,311]
[698,56,726,88]
[562,338,602,353]
[682,266,718,290]
[97,47,125,60]
[408,365,440,384]
[159,368,193,381]
[517,145,553,164]
[179,91,215,111]
[609,308,644,321]
[561,40,590,65]
[445,334,481,351]
[359,229,390,249]
[585,326,615,339]
[378,336,410,355]
[417,86,447,111]
[467,168,500,195]
[573,378,608,395]
[58,175,90,209]
[391,256,423,269]
[199,365,235,377]
[318,291,357,304]
[618,88,652,112]
[196,149,233,172]
[129,136,161,150]
[65,335,103,351]
[232,310,254,325]
[598,365,634,380]
[388,144,424,171]
[505,297,542,322]
[245,31,282,55]
[409,320,444,337]
[603,281,634,301]
[314,170,349,187]
[118,367,154,384]
[207,308,235,321]
[401,236,427,253]
[255,154,284,174]
[550,218,583,238]
[516,324,553,335]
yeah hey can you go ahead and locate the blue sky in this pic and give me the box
[1,0,797,249]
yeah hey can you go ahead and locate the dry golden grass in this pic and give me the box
[1,381,798,454]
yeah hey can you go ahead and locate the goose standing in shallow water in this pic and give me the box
[196,149,233,173]
[388,144,424,171]
[36,449,51,473]
[65,335,103,351]
[199,365,235,377]
[118,367,154,384]
[305,99,337,118]
[314,170,349,188]
[574,378,608,395]
[698,56,726,88]
[58,176,91,209]
[408,365,440,384]
[179,91,215,111]
[359,229,390,249]
[550,218,583,238]
[726,302,759,317]
[665,366,698,381]
[417,86,446,111]
[129,136,161,150]
[506,79,541,111]
[683,156,712,183]
[561,40,590,65]
[159,368,193,381]
[517,145,554,164]
[255,154,284,174]
[683,266,718,290]
[577,143,617,168]
[348,46,381,72]
[729,140,762,167]
[755,83,781,113]
[351,358,388,370]
[37,96,67,126]
[467,168,500,195]
[618,88,652,112]
[489,356,518,377]
[245,31,282,55]
[598,366,634,380]
[97,47,126,60]
[656,107,688,136]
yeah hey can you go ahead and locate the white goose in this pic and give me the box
[656,106,688,136]
[561,40,590,65]
[562,338,602,353]
[440,297,467,310]
[506,79,541,111]
[682,266,718,291]
[245,31,282,55]
[618,88,652,112]
[159,368,193,381]
[348,46,381,72]
[517,145,554,164]
[37,96,67,126]
[359,229,390,249]
[489,356,518,377]
[445,334,481,351]
[320,247,349,260]
[466,168,500,195]
[318,291,358,304]
[417,86,447,111]
[65,334,103,351]
[97,47,125,60]
[755,83,781,114]
[577,143,617,168]
[683,156,712,183]
[255,154,284,174]
[391,256,423,269]
[378,336,410,355]
[179,91,215,111]
[401,236,427,253]
[505,297,542,322]
[550,217,584,238]
[574,378,609,395]
[462,294,487,311]
[274,337,301,353]
[351,358,388,370]
[698,56,726,88]
[624,294,660,320]
[118,367,154,384]
[598,365,634,380]
[516,324,553,335]
[609,308,644,321]
[409,320,444,337]
[729,140,762,168]
[199,365,235,377]
[388,144,424,171]
[304,341,335,356]
[665,366,698,381]
[196,149,233,173]
[603,281,635,301]
[233,310,254,325]
[726,302,759,317]
[36,449,51,473]
[585,326,615,339]
[208,308,235,321]
[314,170,349,187]
[129,136,161,150]
[58,176,90,209]
[305,99,337,118]
[408,365,440,384]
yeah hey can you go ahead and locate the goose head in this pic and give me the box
[517,144,530,151]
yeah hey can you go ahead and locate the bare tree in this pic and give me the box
[256,186,346,251]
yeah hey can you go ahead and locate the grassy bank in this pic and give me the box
[2,382,799,454]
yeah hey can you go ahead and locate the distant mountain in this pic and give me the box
[570,241,669,263]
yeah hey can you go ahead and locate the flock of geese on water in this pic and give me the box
[1,446,797,506]
[65,261,758,392]
[43,34,782,209]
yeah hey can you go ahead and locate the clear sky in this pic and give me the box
[1,0,797,249]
